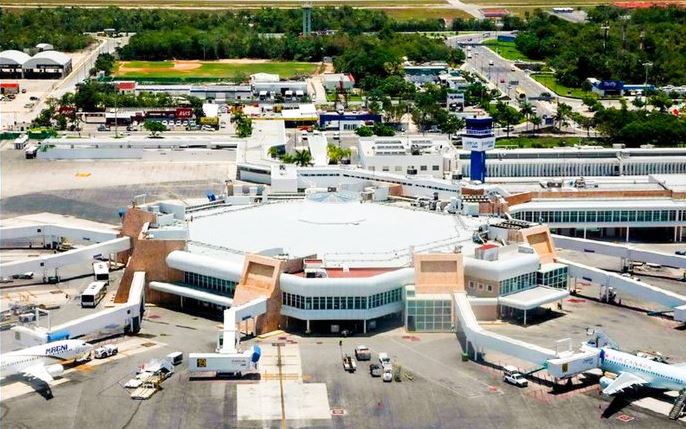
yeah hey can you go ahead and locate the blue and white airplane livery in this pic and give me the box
[0,339,93,384]
[583,330,686,396]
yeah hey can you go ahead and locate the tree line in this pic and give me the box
[514,7,686,86]
[0,6,449,53]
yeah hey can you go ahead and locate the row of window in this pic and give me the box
[369,165,441,173]
[513,209,682,224]
[500,272,538,297]
[299,171,458,193]
[184,272,236,297]
[467,281,494,293]
[539,266,568,289]
[460,161,686,177]
[282,288,403,311]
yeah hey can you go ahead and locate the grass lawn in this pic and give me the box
[482,40,533,62]
[532,73,593,99]
[496,136,606,148]
[383,8,471,21]
[114,60,320,80]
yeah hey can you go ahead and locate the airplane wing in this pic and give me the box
[602,372,647,395]
[22,364,54,384]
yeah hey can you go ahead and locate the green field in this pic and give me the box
[532,73,593,99]
[114,60,321,80]
[482,40,533,62]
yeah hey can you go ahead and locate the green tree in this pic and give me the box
[355,126,374,137]
[292,149,313,167]
[530,114,542,133]
[519,101,534,131]
[233,111,253,138]
[648,92,673,113]
[439,114,465,139]
[144,120,167,136]
[327,144,352,164]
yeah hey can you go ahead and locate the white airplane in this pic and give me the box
[1,339,93,384]
[583,330,686,396]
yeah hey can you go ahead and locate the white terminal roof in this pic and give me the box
[187,198,479,267]
[499,286,569,311]
[0,50,31,65]
[510,198,686,211]
[463,248,540,282]
[23,50,71,67]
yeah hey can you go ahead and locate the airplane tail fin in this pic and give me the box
[585,328,619,349]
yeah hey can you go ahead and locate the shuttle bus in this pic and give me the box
[92,262,109,282]
[81,281,108,308]
[515,87,527,102]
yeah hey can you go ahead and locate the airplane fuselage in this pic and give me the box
[1,340,92,380]
[599,347,686,392]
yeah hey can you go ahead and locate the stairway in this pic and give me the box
[669,389,686,420]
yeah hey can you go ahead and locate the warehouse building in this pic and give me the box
[22,50,72,79]
[0,50,31,78]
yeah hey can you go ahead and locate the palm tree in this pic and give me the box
[530,115,542,133]
[293,149,313,167]
[554,103,572,131]
[519,101,534,132]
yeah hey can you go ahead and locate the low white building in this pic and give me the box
[322,73,355,91]
[357,137,452,179]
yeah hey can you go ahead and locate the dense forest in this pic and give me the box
[515,6,686,86]
[0,7,446,53]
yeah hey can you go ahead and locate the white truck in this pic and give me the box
[503,365,528,387]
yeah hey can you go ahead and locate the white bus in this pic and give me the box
[93,262,110,282]
[81,281,108,308]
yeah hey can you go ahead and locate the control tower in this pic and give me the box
[302,2,312,36]
[461,117,495,182]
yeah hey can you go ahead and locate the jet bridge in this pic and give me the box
[561,258,686,323]
[453,293,601,380]
[553,235,686,269]
[188,298,267,376]
[11,271,146,346]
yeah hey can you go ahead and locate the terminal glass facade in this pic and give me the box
[499,272,537,296]
[512,209,681,224]
[184,271,236,297]
[282,288,402,311]
[405,287,453,332]
[537,265,568,289]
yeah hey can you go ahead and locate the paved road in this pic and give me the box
[444,0,484,18]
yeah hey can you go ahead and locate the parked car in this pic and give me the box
[382,367,393,382]
[97,125,110,132]
[369,363,382,377]
[94,344,118,359]
[354,345,372,361]
[378,352,391,368]
[675,250,686,256]
[29,96,39,101]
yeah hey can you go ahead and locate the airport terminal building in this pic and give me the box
[113,190,569,335]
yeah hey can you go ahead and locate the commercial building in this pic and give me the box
[357,136,452,179]
[404,62,449,86]
[250,72,308,100]
[318,112,382,130]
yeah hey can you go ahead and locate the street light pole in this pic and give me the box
[600,25,610,51]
